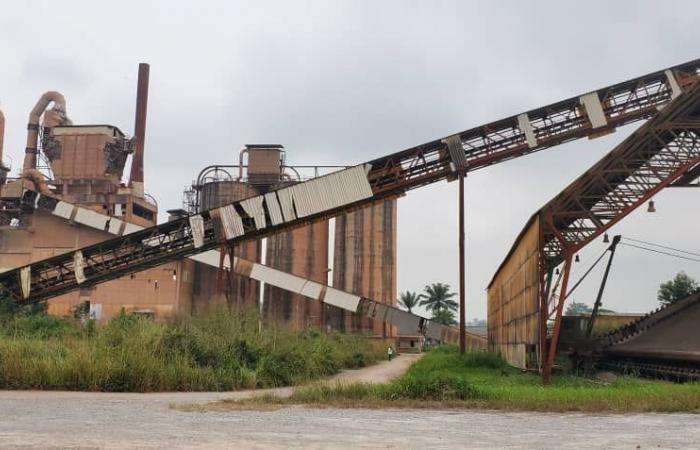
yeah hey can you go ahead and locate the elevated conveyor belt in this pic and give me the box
[0,191,486,347]
[1,58,700,304]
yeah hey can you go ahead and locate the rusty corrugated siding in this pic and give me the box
[487,216,540,369]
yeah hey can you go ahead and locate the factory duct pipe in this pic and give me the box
[129,63,150,196]
[22,168,50,194]
[237,147,249,181]
[23,91,68,173]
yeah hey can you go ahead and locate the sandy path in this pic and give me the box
[0,353,422,404]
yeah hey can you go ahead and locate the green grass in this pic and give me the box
[0,305,385,392]
[231,346,700,412]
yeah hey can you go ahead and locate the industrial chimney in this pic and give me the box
[0,108,8,184]
[129,63,150,197]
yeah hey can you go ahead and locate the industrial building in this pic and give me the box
[0,66,222,319]
[2,57,700,382]
[0,64,399,336]
[187,144,398,334]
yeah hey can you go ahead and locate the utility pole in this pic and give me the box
[586,235,621,338]
[459,171,466,354]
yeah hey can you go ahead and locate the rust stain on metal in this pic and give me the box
[487,216,540,370]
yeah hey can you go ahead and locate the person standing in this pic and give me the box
[387,346,394,361]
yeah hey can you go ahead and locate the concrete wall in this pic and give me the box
[0,211,194,321]
[333,198,397,337]
[263,221,329,329]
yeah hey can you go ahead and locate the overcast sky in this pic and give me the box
[1,1,699,320]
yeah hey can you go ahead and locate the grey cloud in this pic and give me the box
[1,0,699,320]
[21,55,88,91]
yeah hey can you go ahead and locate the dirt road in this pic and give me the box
[0,353,421,405]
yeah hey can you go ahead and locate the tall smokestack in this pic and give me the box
[129,63,149,196]
[0,108,7,184]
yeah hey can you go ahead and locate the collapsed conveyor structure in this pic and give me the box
[2,59,700,369]
[593,290,700,381]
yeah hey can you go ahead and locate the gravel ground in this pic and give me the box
[0,400,699,449]
[0,355,698,449]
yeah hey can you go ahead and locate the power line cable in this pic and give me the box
[619,242,700,263]
[622,236,700,258]
[564,246,610,300]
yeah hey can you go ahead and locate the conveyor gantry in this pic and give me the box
[1,58,700,304]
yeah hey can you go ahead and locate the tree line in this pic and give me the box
[565,271,699,316]
[398,282,459,326]
[402,272,700,326]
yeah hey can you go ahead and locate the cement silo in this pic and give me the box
[263,222,329,329]
[197,178,262,311]
[194,145,330,329]
[333,198,398,337]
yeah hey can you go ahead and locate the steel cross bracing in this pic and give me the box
[535,80,700,382]
[1,58,700,304]
[540,80,700,266]
[367,59,700,196]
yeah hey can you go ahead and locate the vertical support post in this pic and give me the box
[227,246,236,311]
[458,171,466,354]
[216,245,226,296]
[543,253,572,384]
[539,258,553,372]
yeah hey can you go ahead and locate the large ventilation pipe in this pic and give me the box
[129,63,149,196]
[237,147,249,181]
[23,91,68,173]
[0,109,7,184]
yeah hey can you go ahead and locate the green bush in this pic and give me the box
[389,373,477,400]
[5,314,75,339]
[0,306,384,392]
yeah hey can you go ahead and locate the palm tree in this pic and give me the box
[431,308,457,326]
[398,291,419,313]
[419,282,458,313]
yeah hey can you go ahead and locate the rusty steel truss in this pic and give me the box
[1,58,700,323]
[538,80,700,382]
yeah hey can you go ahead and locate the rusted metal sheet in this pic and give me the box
[53,201,74,220]
[188,215,205,248]
[487,216,540,369]
[240,195,266,230]
[283,165,373,218]
[74,207,109,231]
[264,192,284,226]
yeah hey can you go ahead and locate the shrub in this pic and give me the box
[0,306,384,392]
[5,314,75,339]
[389,373,478,401]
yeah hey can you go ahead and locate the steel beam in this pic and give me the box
[2,59,699,306]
